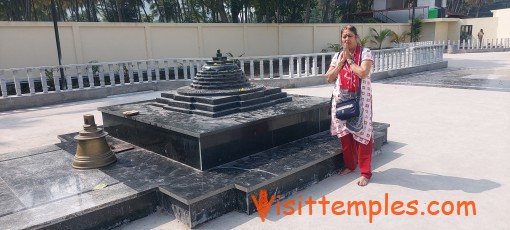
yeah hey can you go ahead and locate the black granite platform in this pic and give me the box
[0,122,389,229]
[99,95,330,170]
[153,86,292,117]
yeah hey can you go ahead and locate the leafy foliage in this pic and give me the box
[410,17,423,42]
[360,35,371,47]
[390,31,410,44]
[0,0,374,23]
[369,28,394,49]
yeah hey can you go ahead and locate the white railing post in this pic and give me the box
[155,60,160,82]
[305,56,309,77]
[108,64,115,86]
[269,58,274,79]
[249,60,254,80]
[164,60,170,81]
[136,61,143,83]
[98,65,105,87]
[182,60,189,79]
[278,58,283,77]
[119,63,126,85]
[173,60,179,80]
[147,60,153,83]
[77,65,84,89]
[383,51,388,70]
[423,47,428,64]
[296,57,301,78]
[289,57,294,78]
[12,69,22,96]
[52,67,61,92]
[87,64,94,88]
[128,62,135,84]
[189,60,195,79]
[163,60,170,81]
[312,55,317,76]
[391,51,395,69]
[26,68,35,95]
[0,70,7,98]
[402,49,407,67]
[259,59,264,80]
[40,67,49,93]
[410,48,414,66]
[240,60,245,73]
[62,66,71,91]
[321,54,326,75]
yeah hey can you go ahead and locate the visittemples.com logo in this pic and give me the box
[251,189,477,223]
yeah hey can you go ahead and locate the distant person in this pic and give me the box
[325,25,374,186]
[477,29,484,47]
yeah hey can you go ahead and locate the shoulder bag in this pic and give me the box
[335,50,363,121]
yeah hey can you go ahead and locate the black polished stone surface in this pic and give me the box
[0,150,118,208]
[99,95,330,170]
[154,87,292,117]
[0,121,389,229]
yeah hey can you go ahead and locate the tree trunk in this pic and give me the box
[304,0,311,23]
[216,0,229,23]
[141,0,150,22]
[86,0,92,22]
[153,0,166,22]
[25,0,30,21]
[74,0,81,22]
[115,0,123,22]
[322,0,330,23]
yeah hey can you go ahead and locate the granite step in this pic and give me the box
[0,123,388,229]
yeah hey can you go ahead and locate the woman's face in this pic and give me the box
[342,29,357,50]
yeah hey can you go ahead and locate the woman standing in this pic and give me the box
[325,25,374,186]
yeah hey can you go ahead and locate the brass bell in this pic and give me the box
[72,114,117,169]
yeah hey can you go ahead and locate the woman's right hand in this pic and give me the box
[342,44,351,61]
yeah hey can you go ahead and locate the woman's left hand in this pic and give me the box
[342,45,352,60]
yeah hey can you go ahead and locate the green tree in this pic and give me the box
[391,31,410,44]
[370,28,393,49]
[410,17,422,42]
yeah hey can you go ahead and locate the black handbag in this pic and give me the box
[335,51,362,121]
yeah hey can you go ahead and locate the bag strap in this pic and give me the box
[355,48,363,99]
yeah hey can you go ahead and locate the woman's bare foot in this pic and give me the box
[357,176,370,186]
[339,168,353,176]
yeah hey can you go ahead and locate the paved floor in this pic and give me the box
[1,52,510,230]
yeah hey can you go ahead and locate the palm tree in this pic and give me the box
[370,28,393,49]
[390,31,411,46]
[410,17,423,42]
[360,35,371,47]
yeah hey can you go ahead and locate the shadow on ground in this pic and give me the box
[372,168,500,193]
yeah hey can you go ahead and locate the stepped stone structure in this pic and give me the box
[152,50,291,117]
